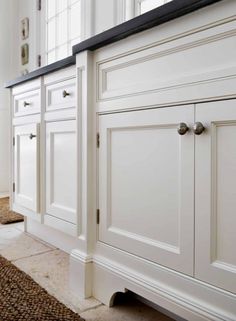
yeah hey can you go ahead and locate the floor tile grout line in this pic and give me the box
[79,303,104,314]
[23,231,58,250]
[11,248,58,263]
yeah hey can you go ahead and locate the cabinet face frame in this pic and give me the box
[45,119,77,224]
[14,123,39,213]
[195,99,236,294]
[98,105,195,276]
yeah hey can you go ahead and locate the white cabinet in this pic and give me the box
[98,100,236,294]
[98,105,194,275]
[46,78,76,112]
[195,99,236,293]
[14,124,39,212]
[46,120,77,224]
[14,89,40,117]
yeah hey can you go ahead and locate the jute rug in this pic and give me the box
[0,255,85,321]
[0,197,24,224]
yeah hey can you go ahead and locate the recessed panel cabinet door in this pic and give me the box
[195,100,236,293]
[98,106,194,275]
[46,120,76,224]
[14,124,39,212]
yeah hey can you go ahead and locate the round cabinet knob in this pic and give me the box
[62,90,70,98]
[177,123,189,135]
[23,101,30,107]
[29,133,36,140]
[193,122,205,135]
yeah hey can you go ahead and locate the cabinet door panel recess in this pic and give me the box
[14,124,39,212]
[46,120,76,224]
[195,99,236,294]
[99,106,194,275]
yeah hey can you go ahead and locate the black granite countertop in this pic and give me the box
[5,0,222,88]
[5,56,76,88]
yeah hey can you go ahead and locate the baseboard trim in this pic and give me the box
[93,255,236,321]
[0,192,9,198]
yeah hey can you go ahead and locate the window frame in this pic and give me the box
[39,0,93,66]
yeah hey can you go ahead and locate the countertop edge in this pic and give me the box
[5,56,76,88]
[6,0,223,88]
[72,0,223,55]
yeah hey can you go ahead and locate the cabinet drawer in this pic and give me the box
[14,89,40,116]
[46,78,76,111]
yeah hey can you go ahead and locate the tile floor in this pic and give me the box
[0,221,175,321]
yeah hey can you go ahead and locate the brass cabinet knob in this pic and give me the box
[193,122,205,135]
[62,90,70,98]
[29,133,36,140]
[23,101,30,107]
[177,123,189,135]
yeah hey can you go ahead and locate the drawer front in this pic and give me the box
[14,89,40,116]
[46,78,76,111]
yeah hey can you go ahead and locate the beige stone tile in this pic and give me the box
[0,226,22,249]
[14,249,101,313]
[80,301,174,321]
[0,222,24,231]
[0,227,54,260]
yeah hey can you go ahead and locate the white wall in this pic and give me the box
[94,0,121,34]
[16,0,39,75]
[14,0,125,73]
[0,0,18,197]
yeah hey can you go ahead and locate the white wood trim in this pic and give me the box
[0,193,9,198]
[93,256,236,321]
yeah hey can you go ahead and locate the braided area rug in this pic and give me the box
[0,197,24,224]
[0,255,85,321]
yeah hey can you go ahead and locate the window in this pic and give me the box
[43,0,82,65]
[136,0,172,15]
[124,0,172,20]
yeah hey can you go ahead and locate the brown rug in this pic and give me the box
[0,197,24,224]
[0,255,85,321]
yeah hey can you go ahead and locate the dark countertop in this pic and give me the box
[5,56,76,88]
[6,0,222,88]
[72,0,222,55]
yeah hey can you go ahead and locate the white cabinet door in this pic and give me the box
[46,120,76,224]
[98,106,194,275]
[195,100,236,293]
[14,124,39,212]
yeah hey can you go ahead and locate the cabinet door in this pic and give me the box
[14,124,39,212]
[46,120,76,224]
[98,106,194,275]
[195,100,236,293]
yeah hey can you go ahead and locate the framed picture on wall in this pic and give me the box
[21,44,29,65]
[21,17,29,40]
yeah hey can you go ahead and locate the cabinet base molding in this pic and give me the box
[44,215,77,237]
[26,218,79,254]
[13,204,41,223]
[70,250,93,299]
[91,247,236,321]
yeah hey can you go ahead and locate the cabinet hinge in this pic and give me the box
[37,0,41,11]
[13,137,15,146]
[37,55,41,67]
[13,183,15,193]
[96,209,100,224]
[96,133,100,148]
